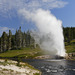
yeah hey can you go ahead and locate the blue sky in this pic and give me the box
[0,0,75,35]
[51,0,75,27]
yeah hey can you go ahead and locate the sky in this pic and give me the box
[0,0,75,35]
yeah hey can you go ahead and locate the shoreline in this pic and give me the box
[0,59,41,75]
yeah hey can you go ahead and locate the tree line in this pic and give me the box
[0,27,35,53]
[63,27,75,43]
[0,27,75,53]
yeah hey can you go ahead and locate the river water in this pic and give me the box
[22,59,75,75]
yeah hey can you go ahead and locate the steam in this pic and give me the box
[0,0,67,56]
[19,9,65,56]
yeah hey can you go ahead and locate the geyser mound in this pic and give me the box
[54,55,65,59]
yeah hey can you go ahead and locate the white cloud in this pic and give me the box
[0,26,14,36]
[0,0,68,14]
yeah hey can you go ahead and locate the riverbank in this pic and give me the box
[0,48,44,59]
[0,44,75,59]
[65,53,75,60]
[0,59,41,75]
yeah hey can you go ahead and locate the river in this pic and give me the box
[22,59,75,75]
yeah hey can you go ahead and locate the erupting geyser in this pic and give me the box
[19,9,66,57]
[0,0,67,57]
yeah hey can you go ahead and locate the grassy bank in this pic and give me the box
[0,41,75,58]
[65,40,75,53]
[65,45,75,53]
[0,47,44,58]
[65,40,75,60]
[0,48,42,75]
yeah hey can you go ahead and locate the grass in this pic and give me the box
[65,40,75,53]
[34,73,41,75]
[65,45,75,53]
[0,47,43,58]
[0,40,75,58]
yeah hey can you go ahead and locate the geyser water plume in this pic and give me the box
[0,0,67,57]
[19,9,66,56]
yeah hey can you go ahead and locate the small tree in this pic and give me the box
[1,32,8,52]
[8,30,12,50]
[0,38,3,52]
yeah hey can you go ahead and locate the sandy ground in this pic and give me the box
[0,59,41,75]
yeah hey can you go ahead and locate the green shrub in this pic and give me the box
[34,73,40,75]
[17,57,22,66]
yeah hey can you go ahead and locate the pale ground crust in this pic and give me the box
[0,59,41,75]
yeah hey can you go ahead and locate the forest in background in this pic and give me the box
[63,27,75,45]
[0,27,75,53]
[0,27,35,53]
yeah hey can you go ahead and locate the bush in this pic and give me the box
[17,57,22,66]
[34,73,40,75]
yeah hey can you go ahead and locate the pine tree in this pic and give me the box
[0,38,2,52]
[26,30,31,47]
[11,35,16,49]
[15,30,18,48]
[0,38,3,52]
[22,32,26,47]
[16,27,22,48]
[1,32,8,52]
[8,30,12,50]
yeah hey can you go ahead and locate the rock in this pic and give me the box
[35,55,51,59]
[65,53,75,60]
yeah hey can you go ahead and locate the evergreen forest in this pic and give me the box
[0,27,75,53]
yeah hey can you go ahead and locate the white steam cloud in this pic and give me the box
[0,0,67,56]
[19,9,65,56]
